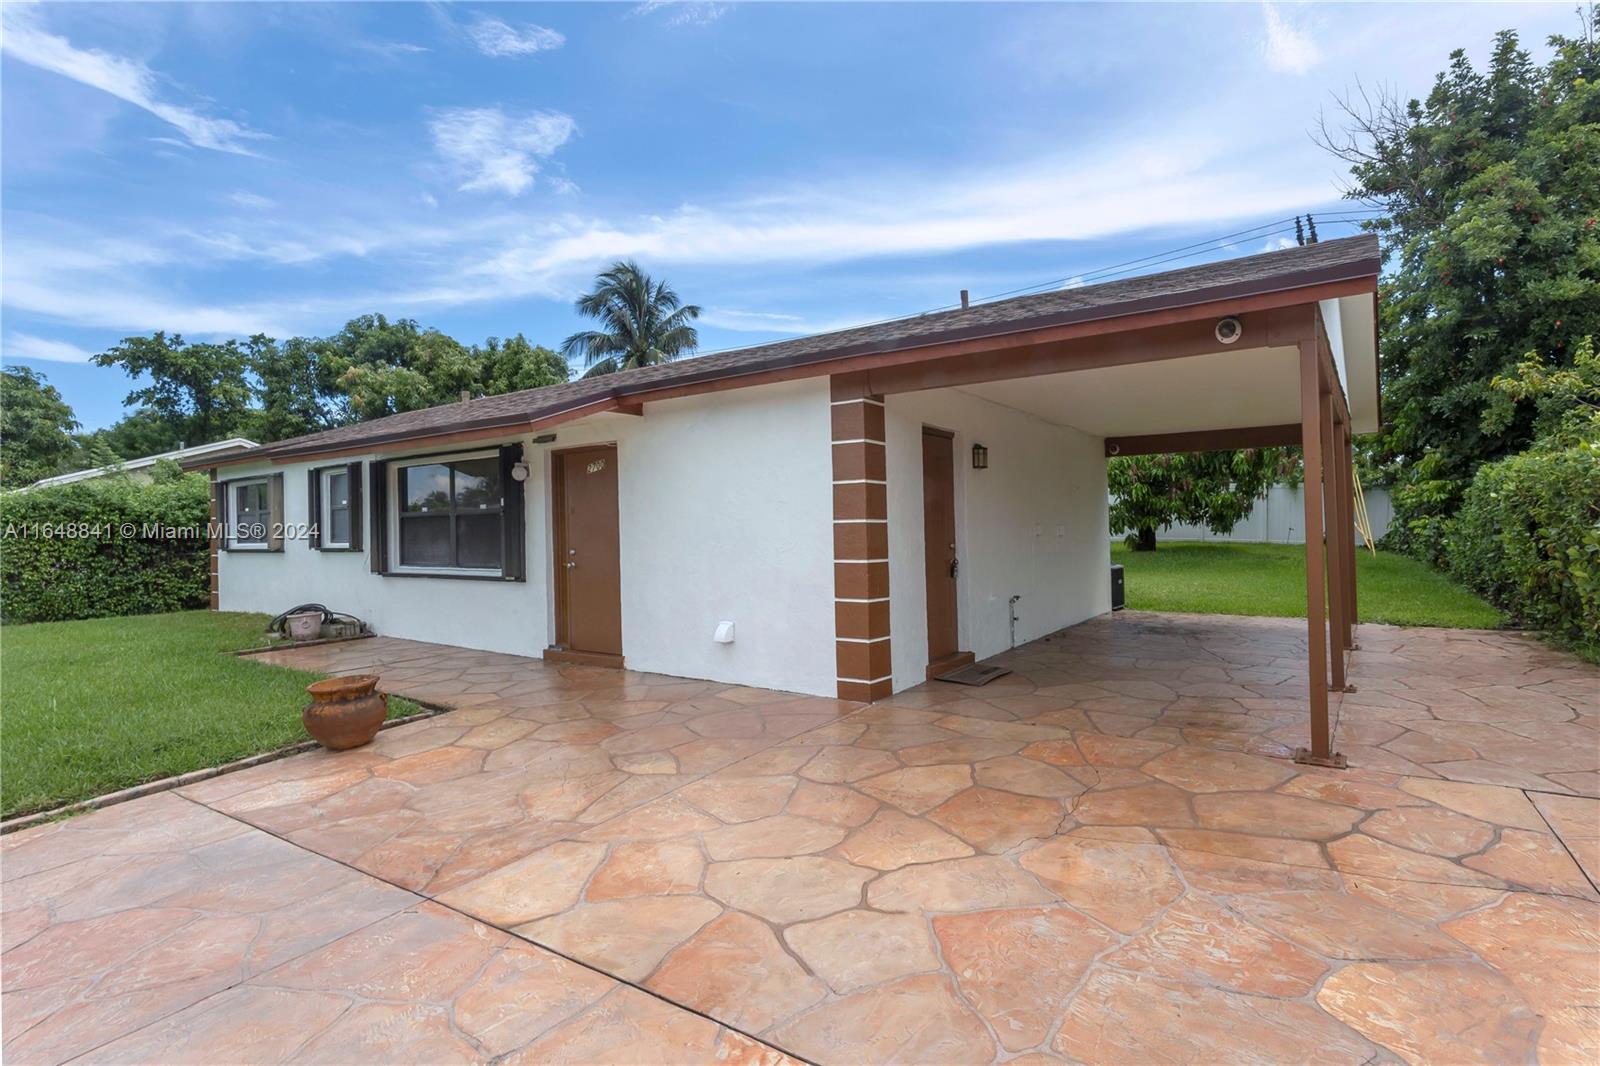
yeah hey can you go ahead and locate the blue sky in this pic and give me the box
[1,1,1581,431]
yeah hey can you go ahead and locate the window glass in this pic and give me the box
[399,514,451,566]
[394,454,503,570]
[324,469,350,546]
[456,514,501,568]
[453,458,499,508]
[329,503,352,545]
[402,465,450,512]
[326,470,348,508]
[233,480,268,544]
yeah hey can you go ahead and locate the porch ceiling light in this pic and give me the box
[972,443,989,469]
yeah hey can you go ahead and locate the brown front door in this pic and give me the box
[553,445,622,657]
[922,428,959,665]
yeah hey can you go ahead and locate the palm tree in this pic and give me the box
[560,261,701,378]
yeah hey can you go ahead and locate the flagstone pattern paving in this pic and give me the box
[3,612,1596,1064]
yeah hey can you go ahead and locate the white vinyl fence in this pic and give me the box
[1152,484,1392,546]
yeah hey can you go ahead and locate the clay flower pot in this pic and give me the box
[304,675,387,750]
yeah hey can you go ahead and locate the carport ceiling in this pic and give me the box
[957,344,1301,439]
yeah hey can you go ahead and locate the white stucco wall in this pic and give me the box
[884,388,1110,692]
[1320,297,1347,394]
[544,378,837,697]
[216,445,549,657]
[217,377,837,697]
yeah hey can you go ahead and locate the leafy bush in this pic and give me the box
[1,473,212,624]
[1446,442,1600,656]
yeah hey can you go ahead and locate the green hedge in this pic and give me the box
[1445,441,1600,656]
[1,473,212,624]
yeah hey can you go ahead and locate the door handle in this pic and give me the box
[949,558,959,578]
[565,561,577,570]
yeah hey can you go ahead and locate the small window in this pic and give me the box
[229,478,270,549]
[395,454,503,571]
[322,468,351,548]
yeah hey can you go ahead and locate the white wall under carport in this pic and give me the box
[883,387,1110,693]
[1149,483,1393,545]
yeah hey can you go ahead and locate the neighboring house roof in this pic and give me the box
[27,438,259,489]
[199,235,1380,468]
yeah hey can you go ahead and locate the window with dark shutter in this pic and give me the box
[395,454,502,571]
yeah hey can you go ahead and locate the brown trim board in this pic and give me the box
[1105,423,1303,457]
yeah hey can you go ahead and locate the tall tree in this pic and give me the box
[248,335,333,441]
[75,408,182,462]
[0,366,80,486]
[317,314,478,419]
[1317,17,1600,559]
[560,261,701,378]
[475,334,570,394]
[1108,448,1293,551]
[94,332,254,446]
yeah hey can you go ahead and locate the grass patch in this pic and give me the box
[1111,542,1505,630]
[0,611,419,819]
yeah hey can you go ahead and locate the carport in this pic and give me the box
[826,235,1380,767]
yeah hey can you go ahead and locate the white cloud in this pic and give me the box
[1263,235,1298,252]
[3,332,97,363]
[466,15,564,57]
[461,138,1328,293]
[226,191,275,209]
[1261,2,1321,75]
[428,107,577,196]
[631,2,730,28]
[354,39,429,60]
[1060,276,1086,290]
[0,6,268,154]
[2,130,1335,341]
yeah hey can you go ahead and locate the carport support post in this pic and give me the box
[1294,340,1346,768]
[1339,418,1359,651]
[1321,389,1349,694]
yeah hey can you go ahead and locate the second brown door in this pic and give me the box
[922,428,959,665]
[554,445,622,658]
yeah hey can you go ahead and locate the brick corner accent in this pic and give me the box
[208,470,221,611]
[831,376,891,701]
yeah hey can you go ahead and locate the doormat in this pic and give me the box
[936,663,1011,686]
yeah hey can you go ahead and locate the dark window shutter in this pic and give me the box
[216,479,232,552]
[369,460,388,573]
[499,445,526,582]
[267,473,285,552]
[306,468,322,550]
[347,461,364,551]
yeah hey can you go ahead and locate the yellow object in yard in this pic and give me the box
[1353,469,1377,554]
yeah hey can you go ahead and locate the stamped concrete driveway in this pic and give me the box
[3,612,1596,1064]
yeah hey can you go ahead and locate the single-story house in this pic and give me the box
[193,235,1380,767]
[23,438,258,490]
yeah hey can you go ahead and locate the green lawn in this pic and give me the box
[0,611,417,819]
[1111,541,1504,630]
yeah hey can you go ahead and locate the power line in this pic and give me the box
[689,210,1385,358]
[968,211,1383,304]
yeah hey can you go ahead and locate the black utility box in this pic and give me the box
[1110,564,1125,610]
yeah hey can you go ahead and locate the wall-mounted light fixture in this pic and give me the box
[971,443,989,469]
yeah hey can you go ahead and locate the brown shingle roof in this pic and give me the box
[222,234,1379,463]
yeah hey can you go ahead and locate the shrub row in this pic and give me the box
[0,473,212,624]
[1445,440,1600,656]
